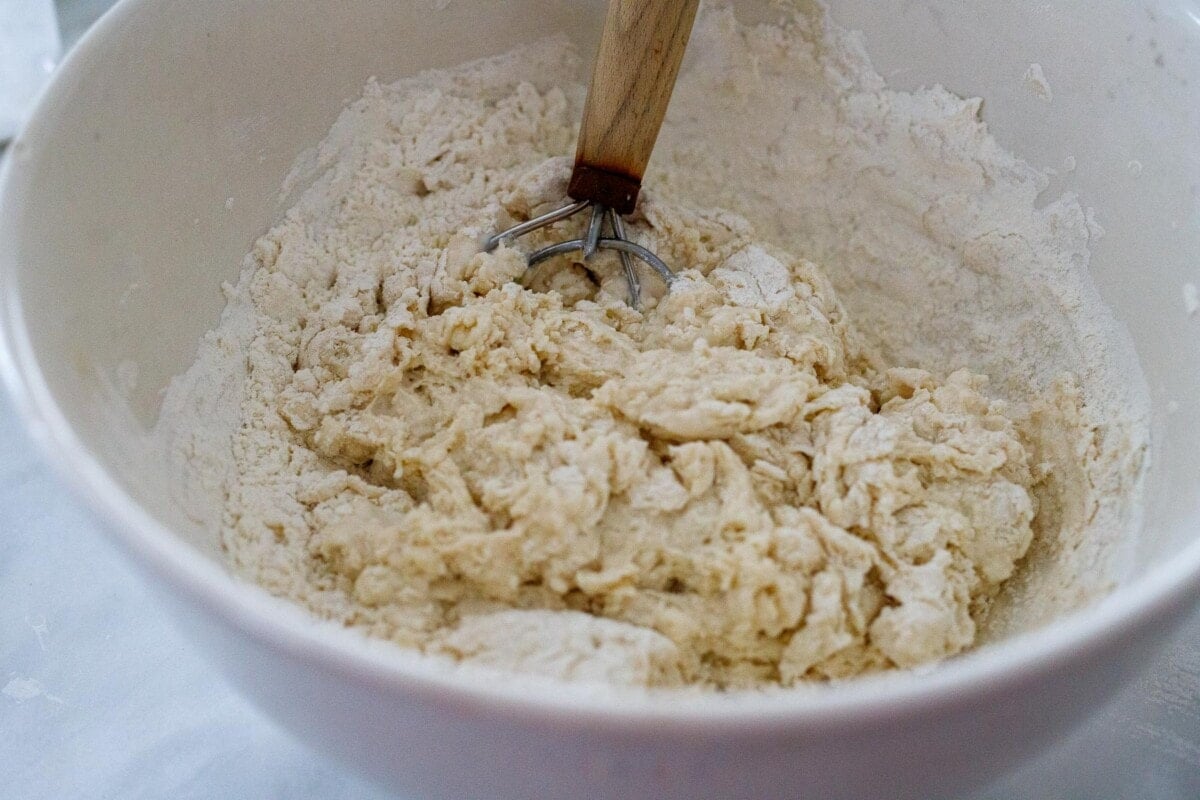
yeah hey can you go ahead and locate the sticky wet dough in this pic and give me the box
[158,3,1154,691]
[240,129,1038,687]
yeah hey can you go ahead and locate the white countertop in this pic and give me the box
[1,3,1198,797]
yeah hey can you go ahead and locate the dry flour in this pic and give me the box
[160,3,1148,689]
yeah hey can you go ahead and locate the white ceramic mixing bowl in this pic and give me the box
[2,1,1199,798]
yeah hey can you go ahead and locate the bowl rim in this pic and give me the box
[3,0,1200,729]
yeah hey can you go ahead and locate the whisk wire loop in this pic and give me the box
[482,200,674,307]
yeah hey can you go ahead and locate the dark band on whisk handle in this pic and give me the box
[568,165,642,216]
[567,0,701,215]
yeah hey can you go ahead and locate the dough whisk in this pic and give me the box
[483,0,700,307]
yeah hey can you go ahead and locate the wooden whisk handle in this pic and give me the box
[568,0,700,214]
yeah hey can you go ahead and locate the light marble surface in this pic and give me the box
[54,0,114,49]
[0,0,60,141]
[1,2,1198,797]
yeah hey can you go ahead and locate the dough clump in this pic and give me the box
[221,47,1036,690]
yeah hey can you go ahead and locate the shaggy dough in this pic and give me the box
[228,88,1036,687]
[160,2,1150,693]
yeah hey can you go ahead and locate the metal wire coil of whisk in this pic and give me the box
[482,201,677,308]
[480,0,699,308]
